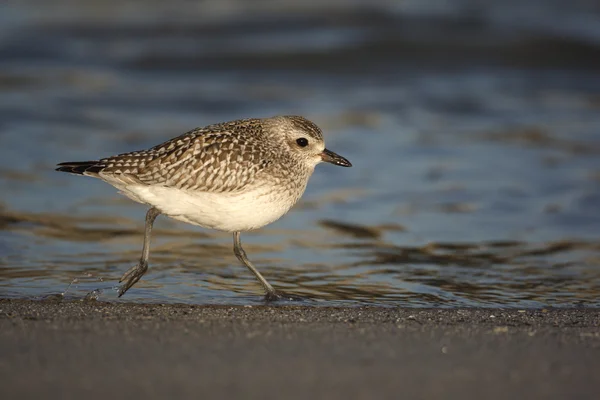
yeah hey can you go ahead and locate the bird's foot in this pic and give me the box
[263,290,305,303]
[118,261,148,297]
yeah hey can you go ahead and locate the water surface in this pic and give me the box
[1,0,599,307]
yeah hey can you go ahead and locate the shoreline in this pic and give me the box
[2,299,599,399]
[2,298,600,326]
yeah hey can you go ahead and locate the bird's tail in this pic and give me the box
[55,161,103,175]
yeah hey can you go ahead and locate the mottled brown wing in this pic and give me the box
[99,119,272,193]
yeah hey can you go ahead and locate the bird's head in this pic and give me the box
[266,115,352,169]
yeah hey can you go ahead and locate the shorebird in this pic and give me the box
[56,116,352,300]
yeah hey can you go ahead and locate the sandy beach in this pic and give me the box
[1,299,599,399]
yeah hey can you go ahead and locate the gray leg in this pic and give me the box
[233,231,280,301]
[118,207,161,297]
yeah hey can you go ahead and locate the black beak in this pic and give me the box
[321,148,352,167]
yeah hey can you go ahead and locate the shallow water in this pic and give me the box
[1,0,599,307]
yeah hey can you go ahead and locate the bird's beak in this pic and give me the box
[321,148,352,167]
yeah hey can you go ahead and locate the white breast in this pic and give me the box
[113,183,304,232]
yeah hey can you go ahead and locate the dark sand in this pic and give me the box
[1,299,599,399]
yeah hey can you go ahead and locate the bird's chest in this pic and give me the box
[127,182,306,232]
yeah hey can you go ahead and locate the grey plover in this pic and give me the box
[56,116,352,300]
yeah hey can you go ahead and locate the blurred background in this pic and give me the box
[1,0,599,307]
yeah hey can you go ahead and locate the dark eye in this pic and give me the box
[296,138,309,147]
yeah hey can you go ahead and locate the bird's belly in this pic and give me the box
[119,184,301,232]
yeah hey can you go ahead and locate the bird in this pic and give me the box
[56,115,352,300]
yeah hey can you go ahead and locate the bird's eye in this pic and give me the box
[296,138,309,147]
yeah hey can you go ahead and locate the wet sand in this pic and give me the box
[1,299,599,399]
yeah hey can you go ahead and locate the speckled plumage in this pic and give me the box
[56,115,351,299]
[96,117,317,191]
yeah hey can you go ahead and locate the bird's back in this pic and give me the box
[58,118,279,193]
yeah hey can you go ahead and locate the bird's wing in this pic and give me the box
[98,119,273,193]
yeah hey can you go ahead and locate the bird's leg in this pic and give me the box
[118,207,161,297]
[233,231,281,301]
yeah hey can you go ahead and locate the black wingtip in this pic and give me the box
[55,161,102,175]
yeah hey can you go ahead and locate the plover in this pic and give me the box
[56,116,352,300]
